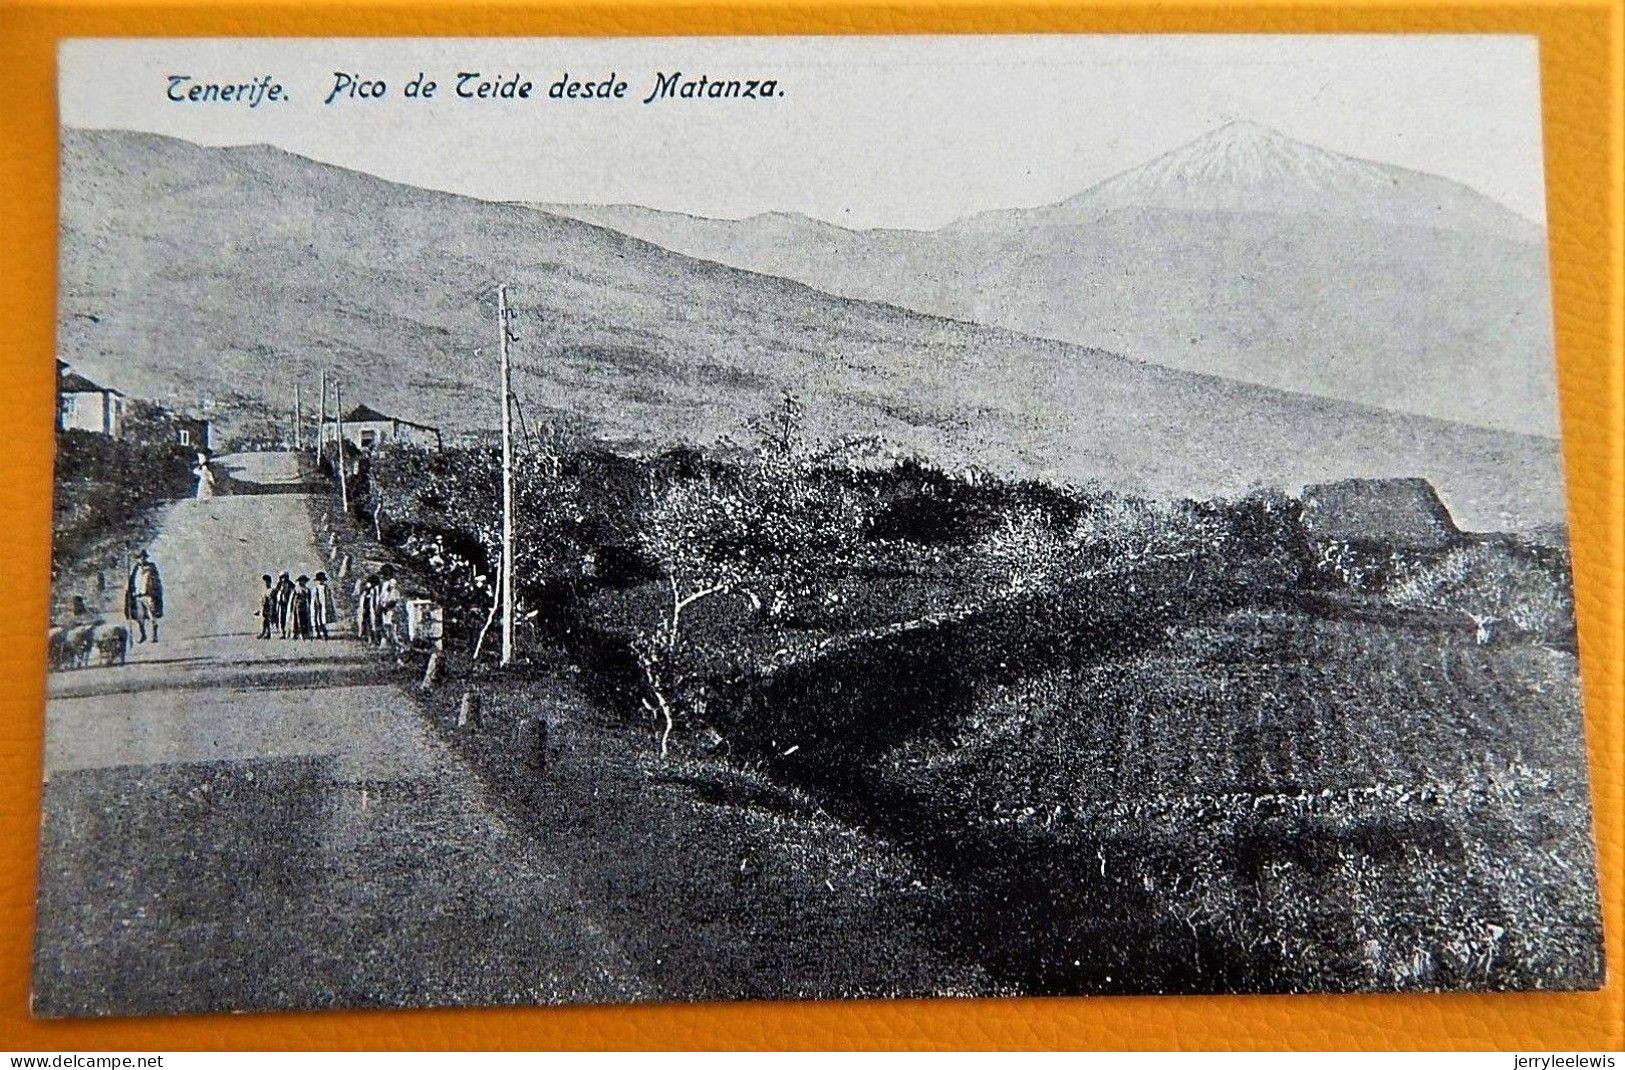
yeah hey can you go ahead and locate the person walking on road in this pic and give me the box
[290,576,314,640]
[377,565,405,649]
[311,571,336,640]
[124,550,164,644]
[192,452,219,500]
[256,574,276,639]
[273,572,295,638]
[355,573,379,642]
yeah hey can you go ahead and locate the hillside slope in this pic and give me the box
[539,122,1560,437]
[58,128,1566,530]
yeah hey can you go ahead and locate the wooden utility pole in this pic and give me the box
[294,381,303,451]
[317,369,329,467]
[334,378,349,514]
[498,284,516,667]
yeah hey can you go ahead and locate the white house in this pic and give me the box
[322,403,442,452]
[57,362,125,438]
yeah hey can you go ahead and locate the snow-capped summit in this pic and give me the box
[950,120,1539,240]
[1088,120,1387,200]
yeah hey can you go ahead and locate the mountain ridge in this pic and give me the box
[57,127,1567,531]
[534,121,1559,437]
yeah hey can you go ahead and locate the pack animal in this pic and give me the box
[46,626,76,670]
[89,622,131,667]
[52,623,97,669]
[48,621,128,669]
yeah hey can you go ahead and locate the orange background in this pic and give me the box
[0,0,1619,1051]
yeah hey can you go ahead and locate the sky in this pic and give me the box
[59,35,1548,231]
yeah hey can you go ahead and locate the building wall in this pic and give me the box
[393,422,442,450]
[178,420,213,450]
[171,416,212,450]
[123,406,211,450]
[59,391,123,438]
[324,419,440,451]
[332,419,393,451]
[1300,477,1458,550]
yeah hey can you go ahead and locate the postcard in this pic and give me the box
[36,35,1602,1017]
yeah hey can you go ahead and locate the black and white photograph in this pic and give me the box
[36,34,1603,1017]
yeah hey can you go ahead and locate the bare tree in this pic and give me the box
[631,393,879,755]
[634,469,761,755]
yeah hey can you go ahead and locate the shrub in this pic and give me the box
[364,438,606,615]
[52,430,195,576]
[1387,541,1574,636]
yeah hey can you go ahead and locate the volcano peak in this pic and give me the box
[947,119,1537,241]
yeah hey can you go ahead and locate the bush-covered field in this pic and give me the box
[349,397,1600,995]
[859,609,1597,993]
[52,430,196,594]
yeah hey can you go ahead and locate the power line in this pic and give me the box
[512,391,544,460]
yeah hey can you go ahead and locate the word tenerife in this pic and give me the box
[166,74,287,107]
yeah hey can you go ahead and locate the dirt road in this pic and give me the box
[34,453,647,1016]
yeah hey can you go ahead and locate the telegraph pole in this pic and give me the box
[334,378,349,514]
[294,381,303,451]
[498,284,516,667]
[317,369,329,467]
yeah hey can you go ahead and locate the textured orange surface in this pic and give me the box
[0,0,1619,1051]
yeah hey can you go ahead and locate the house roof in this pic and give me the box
[338,404,440,434]
[1300,477,1458,547]
[341,403,394,423]
[59,370,122,396]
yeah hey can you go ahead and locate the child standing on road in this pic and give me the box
[256,574,275,639]
[290,575,314,640]
[354,573,379,641]
[311,571,336,639]
[376,565,406,650]
[273,572,295,638]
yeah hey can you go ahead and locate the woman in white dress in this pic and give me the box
[192,452,217,499]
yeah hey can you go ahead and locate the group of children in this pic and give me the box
[258,571,337,640]
[257,564,408,646]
